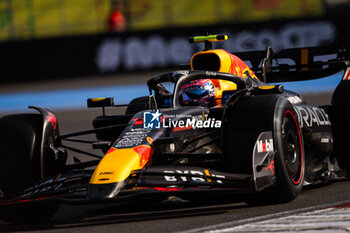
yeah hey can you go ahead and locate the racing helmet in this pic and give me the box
[179,79,218,106]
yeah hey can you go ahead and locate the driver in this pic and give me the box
[179,79,217,107]
[179,78,237,107]
[180,50,258,107]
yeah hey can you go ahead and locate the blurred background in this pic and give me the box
[0,0,349,112]
[0,0,346,40]
[0,0,330,40]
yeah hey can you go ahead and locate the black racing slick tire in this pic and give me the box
[0,114,42,194]
[224,95,304,203]
[0,114,59,223]
[272,99,304,202]
[331,80,350,177]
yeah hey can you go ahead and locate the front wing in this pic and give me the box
[0,165,267,207]
[0,130,278,207]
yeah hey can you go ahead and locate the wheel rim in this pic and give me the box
[282,111,303,185]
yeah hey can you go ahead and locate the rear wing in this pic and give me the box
[234,46,350,83]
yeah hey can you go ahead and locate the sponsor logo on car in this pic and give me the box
[257,139,274,153]
[20,173,72,197]
[46,112,57,130]
[205,71,217,76]
[163,169,225,184]
[99,172,114,175]
[265,161,275,174]
[344,68,350,80]
[294,106,331,128]
[287,96,302,104]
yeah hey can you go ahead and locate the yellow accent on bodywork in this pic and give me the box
[90,148,143,184]
[191,35,228,43]
[301,49,309,71]
[91,97,106,102]
[259,85,275,90]
[190,49,237,99]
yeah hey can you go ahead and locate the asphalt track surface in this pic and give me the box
[0,72,349,233]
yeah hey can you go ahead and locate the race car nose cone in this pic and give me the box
[88,181,125,200]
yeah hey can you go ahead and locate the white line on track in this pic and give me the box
[178,200,350,233]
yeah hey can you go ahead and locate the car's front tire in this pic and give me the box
[224,95,304,203]
[0,114,59,223]
[272,102,304,202]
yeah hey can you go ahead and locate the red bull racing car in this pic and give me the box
[0,35,350,223]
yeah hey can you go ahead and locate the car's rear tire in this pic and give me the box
[125,96,149,115]
[0,114,59,223]
[93,114,132,153]
[331,80,350,177]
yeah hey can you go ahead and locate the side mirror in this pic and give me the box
[87,97,114,108]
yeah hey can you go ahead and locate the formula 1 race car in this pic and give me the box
[0,35,349,223]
